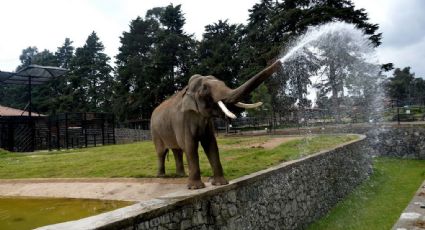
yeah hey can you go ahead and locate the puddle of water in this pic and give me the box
[0,196,133,230]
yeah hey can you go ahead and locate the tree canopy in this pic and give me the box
[3,0,408,124]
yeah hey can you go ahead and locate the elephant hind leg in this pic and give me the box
[172,149,186,177]
[156,147,168,178]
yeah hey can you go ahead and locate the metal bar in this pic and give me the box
[112,114,116,145]
[48,117,52,151]
[397,106,400,125]
[30,118,35,152]
[28,76,32,117]
[84,113,88,148]
[101,114,105,146]
[56,118,60,149]
[65,113,69,149]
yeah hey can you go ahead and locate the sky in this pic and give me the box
[0,0,424,78]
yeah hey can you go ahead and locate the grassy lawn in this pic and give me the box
[0,134,357,179]
[308,158,425,230]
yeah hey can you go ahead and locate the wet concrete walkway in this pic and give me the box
[393,180,425,230]
[0,178,192,202]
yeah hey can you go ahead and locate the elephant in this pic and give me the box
[150,60,281,189]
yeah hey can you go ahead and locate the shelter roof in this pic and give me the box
[0,65,68,85]
[0,105,44,117]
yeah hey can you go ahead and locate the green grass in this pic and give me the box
[0,134,357,179]
[308,158,425,230]
[0,148,9,155]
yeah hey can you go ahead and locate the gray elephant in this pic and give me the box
[150,60,281,189]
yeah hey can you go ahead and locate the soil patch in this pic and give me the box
[223,136,302,150]
[259,136,302,149]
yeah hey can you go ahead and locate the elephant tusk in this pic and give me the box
[235,102,263,109]
[218,101,237,119]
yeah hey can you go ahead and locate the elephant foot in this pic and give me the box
[157,172,166,178]
[209,176,229,186]
[187,180,205,189]
[175,171,187,177]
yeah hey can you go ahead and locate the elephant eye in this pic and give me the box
[200,84,209,95]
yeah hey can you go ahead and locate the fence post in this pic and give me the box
[112,114,116,144]
[84,113,88,148]
[65,113,69,149]
[396,100,400,125]
[101,114,105,146]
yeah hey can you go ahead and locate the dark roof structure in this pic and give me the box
[0,64,68,117]
[0,65,68,85]
[0,104,44,117]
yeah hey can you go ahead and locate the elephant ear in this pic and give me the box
[181,75,202,113]
[181,92,198,112]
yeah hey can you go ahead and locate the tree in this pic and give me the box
[0,47,59,113]
[248,84,272,118]
[385,67,425,105]
[147,4,197,97]
[281,49,320,110]
[239,0,275,81]
[240,0,382,120]
[114,15,161,121]
[195,20,244,88]
[56,38,74,69]
[68,32,113,112]
[114,4,196,121]
[29,49,60,113]
[17,46,39,70]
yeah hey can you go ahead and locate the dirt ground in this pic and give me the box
[0,136,301,202]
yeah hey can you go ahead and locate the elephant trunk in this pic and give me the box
[225,60,282,103]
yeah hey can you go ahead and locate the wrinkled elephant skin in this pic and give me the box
[150,60,281,189]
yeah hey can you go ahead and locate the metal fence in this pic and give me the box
[0,112,115,152]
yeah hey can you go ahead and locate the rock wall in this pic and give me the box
[274,123,425,160]
[39,136,371,230]
[114,128,151,144]
[366,126,425,159]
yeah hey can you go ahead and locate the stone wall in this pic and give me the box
[114,128,151,144]
[366,126,425,159]
[273,123,425,160]
[39,136,371,230]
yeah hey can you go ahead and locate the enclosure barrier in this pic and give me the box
[37,135,370,230]
[0,112,115,152]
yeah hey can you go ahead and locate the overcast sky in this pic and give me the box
[0,0,424,77]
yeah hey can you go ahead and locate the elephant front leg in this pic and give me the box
[185,139,205,189]
[201,134,229,186]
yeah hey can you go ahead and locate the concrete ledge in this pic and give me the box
[37,135,370,230]
[392,181,425,230]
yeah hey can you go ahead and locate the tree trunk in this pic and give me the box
[329,61,341,123]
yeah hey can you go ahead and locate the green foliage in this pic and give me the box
[238,0,381,116]
[0,134,357,179]
[2,1,381,121]
[0,34,114,115]
[309,158,425,230]
[248,84,272,117]
[0,148,9,155]
[114,4,196,121]
[68,32,113,113]
[385,67,425,104]
[194,20,244,89]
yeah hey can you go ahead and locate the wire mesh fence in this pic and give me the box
[0,113,115,152]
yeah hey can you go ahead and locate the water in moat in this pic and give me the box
[0,197,132,230]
